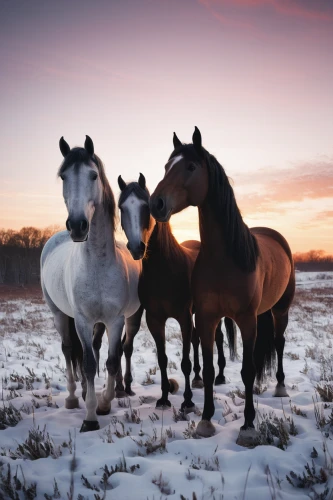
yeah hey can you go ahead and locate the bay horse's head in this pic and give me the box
[118,173,153,260]
[58,136,115,242]
[150,127,209,222]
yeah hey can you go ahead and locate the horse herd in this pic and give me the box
[41,127,294,446]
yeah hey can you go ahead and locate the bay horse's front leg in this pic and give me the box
[195,313,219,437]
[214,320,226,385]
[236,314,259,447]
[191,325,204,389]
[75,316,99,432]
[179,311,195,412]
[97,316,125,415]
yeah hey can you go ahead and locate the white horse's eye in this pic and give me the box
[91,172,98,181]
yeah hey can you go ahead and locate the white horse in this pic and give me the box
[41,136,142,431]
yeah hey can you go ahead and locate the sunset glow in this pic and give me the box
[1,0,332,252]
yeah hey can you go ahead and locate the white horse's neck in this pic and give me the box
[81,203,116,259]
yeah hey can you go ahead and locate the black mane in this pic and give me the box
[171,144,259,273]
[58,148,116,228]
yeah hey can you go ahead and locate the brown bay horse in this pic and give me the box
[150,128,295,445]
[117,174,236,411]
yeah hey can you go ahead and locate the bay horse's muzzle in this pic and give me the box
[126,241,146,260]
[66,217,89,242]
[150,196,171,222]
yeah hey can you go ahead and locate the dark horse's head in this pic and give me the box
[118,173,153,260]
[150,127,209,222]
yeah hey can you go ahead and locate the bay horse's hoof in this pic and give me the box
[215,375,226,385]
[65,397,79,409]
[236,427,259,448]
[125,387,136,396]
[196,419,215,437]
[115,389,128,399]
[156,398,171,409]
[80,420,100,432]
[169,379,179,394]
[192,378,204,389]
[273,383,289,397]
[183,405,196,414]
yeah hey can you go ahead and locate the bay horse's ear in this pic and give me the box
[138,173,146,190]
[173,132,182,150]
[84,135,94,157]
[118,175,127,191]
[192,126,203,156]
[59,136,70,157]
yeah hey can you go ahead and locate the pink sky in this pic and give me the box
[1,0,332,252]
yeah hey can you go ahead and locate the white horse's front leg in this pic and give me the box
[75,316,99,432]
[97,315,125,415]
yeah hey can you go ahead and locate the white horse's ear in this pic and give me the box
[192,126,202,155]
[59,137,70,157]
[118,175,127,191]
[173,132,182,149]
[138,173,146,190]
[84,135,94,157]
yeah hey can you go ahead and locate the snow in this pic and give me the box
[1,273,333,499]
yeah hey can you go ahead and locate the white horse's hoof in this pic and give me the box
[273,384,289,397]
[236,428,260,448]
[196,419,216,437]
[65,397,79,409]
[97,393,111,415]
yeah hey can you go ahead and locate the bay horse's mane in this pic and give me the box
[58,148,116,229]
[170,144,259,273]
[118,180,186,263]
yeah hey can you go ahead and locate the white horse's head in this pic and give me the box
[58,136,115,242]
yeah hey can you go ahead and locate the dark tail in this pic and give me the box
[224,317,237,361]
[68,317,83,381]
[254,309,276,384]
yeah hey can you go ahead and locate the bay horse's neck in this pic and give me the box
[198,170,258,272]
[81,203,116,259]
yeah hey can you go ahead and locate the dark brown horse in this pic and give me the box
[150,128,295,445]
[117,174,236,411]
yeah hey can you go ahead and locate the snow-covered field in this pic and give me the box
[1,272,333,500]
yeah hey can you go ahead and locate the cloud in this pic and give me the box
[234,156,333,216]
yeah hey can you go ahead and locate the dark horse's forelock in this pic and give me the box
[118,182,150,207]
[58,148,116,228]
[171,144,259,273]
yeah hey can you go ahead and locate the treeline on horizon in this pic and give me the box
[0,226,332,285]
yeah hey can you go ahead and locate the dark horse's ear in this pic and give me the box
[84,135,94,157]
[192,126,203,156]
[118,175,127,191]
[138,173,146,190]
[59,136,70,157]
[173,132,182,150]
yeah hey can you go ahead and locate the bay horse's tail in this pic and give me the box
[68,317,83,381]
[224,317,237,361]
[254,309,276,383]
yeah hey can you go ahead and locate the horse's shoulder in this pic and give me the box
[41,231,70,266]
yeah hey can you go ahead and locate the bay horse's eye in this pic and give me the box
[187,164,196,172]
